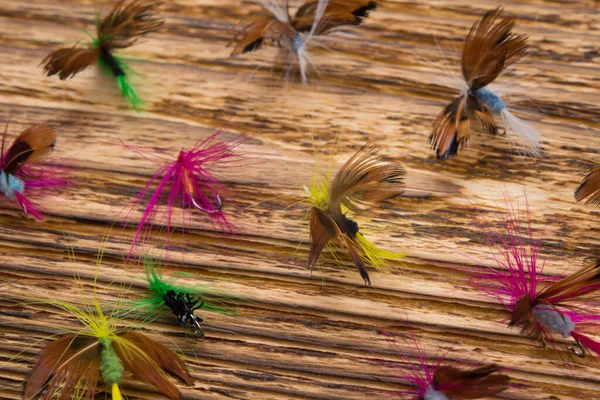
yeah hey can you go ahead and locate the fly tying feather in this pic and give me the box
[230,0,377,84]
[428,7,540,159]
[41,0,164,110]
[305,144,405,285]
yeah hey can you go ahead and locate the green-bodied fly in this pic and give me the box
[23,292,193,400]
[41,0,164,110]
[125,257,237,338]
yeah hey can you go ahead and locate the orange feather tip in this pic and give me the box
[306,145,404,284]
[575,164,600,205]
[428,7,539,159]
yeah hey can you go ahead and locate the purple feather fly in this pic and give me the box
[0,121,67,220]
[121,129,247,258]
[379,331,509,399]
[469,192,600,359]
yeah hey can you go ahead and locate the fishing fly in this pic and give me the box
[380,331,510,399]
[469,193,600,359]
[305,145,405,285]
[41,0,164,110]
[575,164,600,205]
[120,130,246,257]
[230,0,377,84]
[0,121,66,220]
[121,257,236,338]
[428,7,540,159]
[23,295,193,400]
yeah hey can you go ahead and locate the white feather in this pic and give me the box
[257,0,289,22]
[501,109,541,156]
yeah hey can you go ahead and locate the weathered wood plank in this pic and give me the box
[1,1,600,399]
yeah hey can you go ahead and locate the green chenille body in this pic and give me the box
[92,35,144,111]
[99,337,124,387]
[124,258,236,324]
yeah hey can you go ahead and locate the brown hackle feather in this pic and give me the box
[461,7,528,90]
[3,124,56,175]
[575,165,600,205]
[428,96,470,159]
[99,0,164,49]
[342,234,371,285]
[509,294,545,343]
[308,206,341,269]
[229,16,295,56]
[293,1,377,34]
[24,335,101,400]
[537,261,600,302]
[113,331,191,400]
[41,45,99,80]
[328,145,405,225]
[434,364,509,399]
[468,95,498,135]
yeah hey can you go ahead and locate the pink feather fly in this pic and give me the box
[121,129,247,258]
[469,192,600,359]
[0,121,67,220]
[379,331,509,399]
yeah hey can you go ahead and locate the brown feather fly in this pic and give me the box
[23,297,193,400]
[305,145,405,285]
[428,7,540,159]
[575,164,600,205]
[382,331,510,399]
[41,0,164,109]
[229,0,377,84]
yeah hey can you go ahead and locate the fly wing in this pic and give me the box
[575,165,600,205]
[24,335,101,400]
[293,1,376,34]
[538,261,600,303]
[434,364,509,399]
[328,145,405,224]
[308,206,341,269]
[114,331,192,400]
[461,7,528,90]
[230,16,295,56]
[99,0,164,49]
[428,95,470,159]
[342,234,371,285]
[2,124,56,175]
[41,45,99,80]
[467,94,498,136]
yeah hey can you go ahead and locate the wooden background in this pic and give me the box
[1,0,600,399]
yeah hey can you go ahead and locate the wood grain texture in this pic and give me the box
[1,0,600,399]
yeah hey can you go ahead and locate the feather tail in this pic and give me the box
[500,109,540,156]
[356,233,405,272]
[117,75,144,111]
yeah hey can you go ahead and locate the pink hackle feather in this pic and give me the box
[0,130,68,221]
[379,331,446,399]
[469,191,600,357]
[121,129,247,259]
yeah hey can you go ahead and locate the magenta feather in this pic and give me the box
[121,129,247,258]
[469,191,600,357]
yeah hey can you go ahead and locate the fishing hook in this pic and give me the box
[190,193,222,214]
[568,338,585,358]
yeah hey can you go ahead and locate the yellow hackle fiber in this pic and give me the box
[357,233,406,272]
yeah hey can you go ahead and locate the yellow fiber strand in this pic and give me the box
[111,383,123,400]
[357,233,406,272]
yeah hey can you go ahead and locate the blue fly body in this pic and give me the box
[473,87,505,113]
[0,170,25,200]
